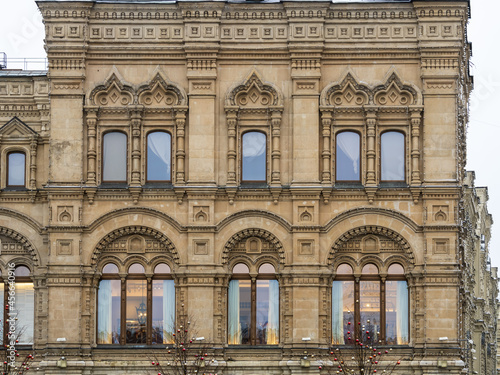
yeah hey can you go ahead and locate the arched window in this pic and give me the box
[332,262,409,345]
[228,263,279,345]
[97,262,175,345]
[336,132,360,181]
[242,132,266,182]
[147,132,171,182]
[102,132,127,182]
[7,152,26,187]
[381,132,405,181]
[1,265,34,345]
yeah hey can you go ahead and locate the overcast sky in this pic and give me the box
[1,0,499,268]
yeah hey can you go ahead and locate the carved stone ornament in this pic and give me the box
[222,228,284,264]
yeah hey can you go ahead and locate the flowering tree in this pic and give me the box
[317,320,401,375]
[149,313,219,375]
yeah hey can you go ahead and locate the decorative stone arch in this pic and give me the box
[89,71,135,107]
[224,70,284,190]
[373,72,419,106]
[222,228,285,266]
[329,225,414,266]
[138,72,187,107]
[320,72,370,107]
[0,226,39,266]
[91,226,179,266]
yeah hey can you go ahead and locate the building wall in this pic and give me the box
[0,0,492,374]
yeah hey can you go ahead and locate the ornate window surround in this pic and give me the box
[224,70,284,190]
[0,117,39,192]
[85,69,188,195]
[319,69,423,202]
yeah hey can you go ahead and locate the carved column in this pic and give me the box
[365,107,378,186]
[270,108,282,186]
[29,136,37,190]
[174,108,187,184]
[85,108,98,186]
[320,109,332,185]
[226,108,238,187]
[129,107,143,186]
[410,108,423,185]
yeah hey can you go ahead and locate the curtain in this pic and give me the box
[242,132,266,157]
[332,282,344,344]
[148,132,171,180]
[337,132,360,175]
[103,132,127,181]
[228,280,241,344]
[163,280,175,344]
[97,280,112,344]
[266,280,279,344]
[396,281,409,345]
[15,283,34,345]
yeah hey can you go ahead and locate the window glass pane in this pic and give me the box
[15,266,30,277]
[381,132,405,181]
[8,153,25,186]
[98,279,121,344]
[388,263,405,275]
[15,283,34,345]
[386,280,409,345]
[332,281,354,345]
[256,279,279,345]
[147,132,171,181]
[152,279,175,344]
[362,264,378,274]
[128,263,145,274]
[154,263,171,274]
[103,132,127,182]
[102,263,119,274]
[336,264,353,275]
[126,280,147,344]
[233,263,249,274]
[360,281,380,344]
[242,132,266,182]
[258,263,275,274]
[229,279,251,344]
[336,132,360,181]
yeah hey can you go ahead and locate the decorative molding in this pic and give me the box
[222,228,284,264]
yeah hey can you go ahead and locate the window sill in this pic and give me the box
[95,344,168,349]
[2,186,28,191]
[143,183,173,189]
[378,182,409,188]
[239,183,269,189]
[333,182,364,189]
[98,183,129,189]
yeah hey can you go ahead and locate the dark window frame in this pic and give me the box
[379,130,406,183]
[240,130,268,184]
[145,130,173,183]
[101,131,128,184]
[335,130,362,183]
[6,151,26,187]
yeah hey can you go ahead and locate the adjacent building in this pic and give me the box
[0,0,496,374]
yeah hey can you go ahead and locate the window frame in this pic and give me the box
[380,130,406,183]
[240,130,268,184]
[6,151,26,187]
[97,262,175,346]
[145,130,173,183]
[101,131,128,184]
[228,262,279,346]
[335,130,362,183]
[1,265,34,346]
[332,262,409,346]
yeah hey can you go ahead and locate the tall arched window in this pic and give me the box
[381,132,405,181]
[147,132,171,182]
[228,263,279,345]
[1,265,34,345]
[242,131,266,182]
[332,262,408,345]
[102,132,127,183]
[7,152,26,187]
[97,262,175,345]
[336,132,360,182]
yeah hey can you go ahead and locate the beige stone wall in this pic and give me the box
[0,0,483,374]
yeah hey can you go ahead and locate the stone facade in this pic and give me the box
[0,0,496,374]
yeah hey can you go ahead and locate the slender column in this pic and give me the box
[365,108,378,186]
[226,109,238,186]
[86,108,98,186]
[129,107,143,186]
[410,108,423,185]
[174,108,187,184]
[29,137,37,189]
[270,109,282,185]
[320,110,332,184]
